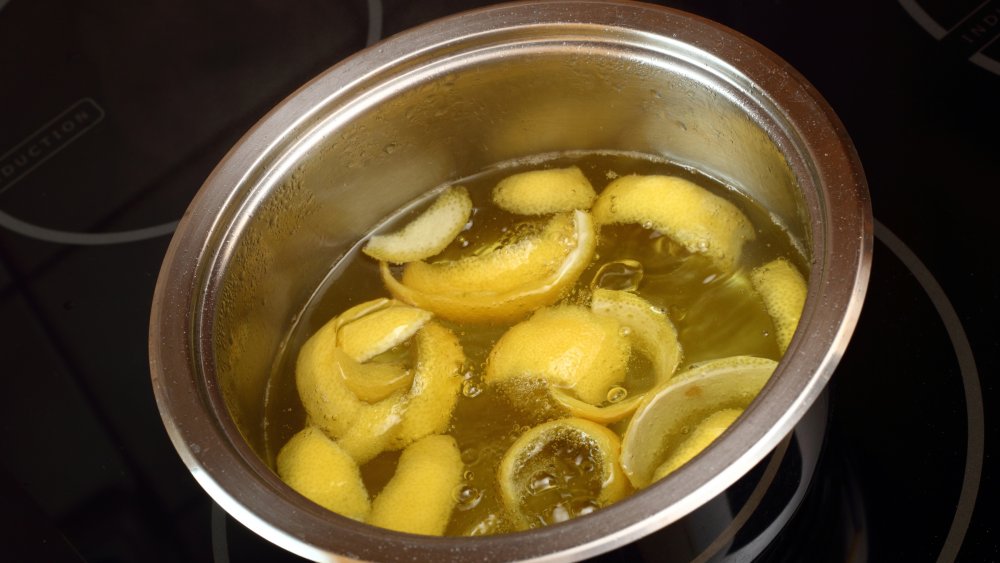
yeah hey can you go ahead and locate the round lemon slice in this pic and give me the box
[550,289,683,423]
[492,166,597,215]
[591,175,754,272]
[381,210,597,323]
[484,305,629,407]
[750,257,807,354]
[296,299,465,464]
[362,185,473,263]
[276,427,371,521]
[497,418,629,528]
[620,356,776,488]
[368,434,464,535]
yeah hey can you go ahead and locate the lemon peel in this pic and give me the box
[340,361,412,403]
[492,166,597,215]
[590,289,682,378]
[750,257,807,353]
[381,210,597,323]
[620,356,776,488]
[401,215,572,295]
[296,299,465,464]
[275,427,371,521]
[362,185,473,263]
[484,305,630,406]
[392,322,465,447]
[337,304,432,363]
[591,175,754,272]
[368,434,464,535]
[497,418,628,528]
[551,289,684,423]
[651,408,743,481]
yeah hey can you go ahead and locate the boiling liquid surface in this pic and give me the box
[263,151,803,535]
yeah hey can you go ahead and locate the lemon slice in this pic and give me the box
[498,418,628,529]
[620,356,776,488]
[381,210,597,323]
[362,185,473,263]
[492,166,597,215]
[484,305,630,406]
[276,427,371,521]
[297,299,465,464]
[368,434,464,535]
[652,408,743,481]
[337,304,432,362]
[591,175,754,272]
[750,258,807,354]
[550,289,683,423]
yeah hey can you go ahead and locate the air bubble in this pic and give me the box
[462,380,482,398]
[606,386,628,403]
[618,326,632,337]
[453,485,483,510]
[549,503,571,523]
[592,259,644,291]
[529,471,557,494]
[576,500,600,516]
[461,447,481,465]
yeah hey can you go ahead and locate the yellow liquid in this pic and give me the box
[263,151,804,535]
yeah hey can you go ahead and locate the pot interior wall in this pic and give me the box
[208,28,810,461]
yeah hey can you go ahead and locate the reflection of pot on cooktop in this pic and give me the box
[0,0,995,562]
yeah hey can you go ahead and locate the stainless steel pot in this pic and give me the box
[149,1,872,561]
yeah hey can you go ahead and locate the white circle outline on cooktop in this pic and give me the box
[0,0,386,247]
[873,219,984,563]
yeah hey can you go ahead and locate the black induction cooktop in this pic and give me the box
[0,1,996,562]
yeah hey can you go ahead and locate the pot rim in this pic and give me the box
[149,1,872,561]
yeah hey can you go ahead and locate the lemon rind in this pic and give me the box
[337,305,433,363]
[750,257,807,354]
[368,434,464,535]
[591,175,754,272]
[497,417,628,529]
[492,166,597,215]
[380,210,597,323]
[620,355,776,488]
[276,427,371,521]
[362,185,473,263]
[295,298,465,464]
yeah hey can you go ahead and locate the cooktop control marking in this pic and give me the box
[900,0,1000,75]
[0,98,104,196]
